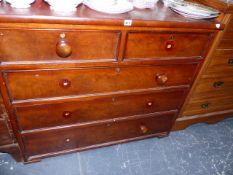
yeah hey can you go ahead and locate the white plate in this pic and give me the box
[44,0,83,11]
[169,0,219,16]
[171,8,219,19]
[83,0,133,14]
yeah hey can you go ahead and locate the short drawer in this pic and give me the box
[15,89,185,131]
[0,29,120,62]
[124,31,212,60]
[22,111,177,157]
[183,96,233,116]
[193,75,233,97]
[206,49,233,74]
[4,64,197,101]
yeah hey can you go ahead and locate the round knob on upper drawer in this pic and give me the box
[156,74,168,85]
[63,111,72,118]
[140,125,148,134]
[165,41,175,50]
[56,33,72,58]
[201,103,210,109]
[147,102,153,107]
[59,79,71,89]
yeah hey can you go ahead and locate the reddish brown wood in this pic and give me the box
[125,32,212,60]
[22,111,177,158]
[0,0,221,163]
[4,64,197,101]
[15,89,185,131]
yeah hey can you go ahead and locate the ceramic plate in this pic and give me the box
[83,0,133,14]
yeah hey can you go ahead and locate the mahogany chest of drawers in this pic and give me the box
[0,1,221,163]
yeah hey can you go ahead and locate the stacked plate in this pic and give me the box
[83,0,133,14]
[163,0,220,19]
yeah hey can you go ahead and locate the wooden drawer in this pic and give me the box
[218,40,233,49]
[15,89,185,131]
[4,64,197,101]
[183,96,233,116]
[193,75,233,98]
[206,49,233,74]
[0,119,13,146]
[124,31,212,60]
[0,29,120,62]
[22,111,177,157]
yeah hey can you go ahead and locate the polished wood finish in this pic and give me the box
[0,0,221,163]
[125,32,212,60]
[15,89,185,131]
[22,111,176,160]
[0,29,120,62]
[176,12,233,130]
[4,64,197,102]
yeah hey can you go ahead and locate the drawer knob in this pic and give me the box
[147,102,153,107]
[165,41,175,50]
[228,58,233,65]
[60,79,71,89]
[63,111,72,118]
[201,103,210,109]
[65,138,70,142]
[156,74,168,85]
[213,81,224,88]
[140,125,148,134]
[56,33,72,58]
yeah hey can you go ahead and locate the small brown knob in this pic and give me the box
[147,102,153,107]
[156,74,168,85]
[56,33,72,58]
[65,138,70,142]
[59,79,71,89]
[140,125,148,134]
[165,41,175,50]
[63,111,72,118]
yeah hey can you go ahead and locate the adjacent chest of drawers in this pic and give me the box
[0,1,220,163]
[176,14,233,129]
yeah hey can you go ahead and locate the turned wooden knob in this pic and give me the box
[140,125,148,134]
[156,74,168,85]
[56,33,72,58]
[201,103,210,109]
[63,111,72,118]
[59,79,71,89]
[165,41,175,50]
[147,102,153,107]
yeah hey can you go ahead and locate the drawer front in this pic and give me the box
[15,89,185,131]
[22,111,177,157]
[125,32,211,60]
[5,64,197,101]
[206,49,233,74]
[0,29,120,62]
[0,119,13,146]
[183,96,233,116]
[193,76,233,97]
[218,40,233,49]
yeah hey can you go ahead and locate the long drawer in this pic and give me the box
[22,111,177,158]
[4,64,197,101]
[15,89,186,131]
[125,31,212,60]
[0,29,120,62]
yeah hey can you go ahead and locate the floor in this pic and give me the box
[0,118,233,175]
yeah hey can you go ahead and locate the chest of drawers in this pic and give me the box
[0,1,221,163]
[174,1,233,130]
